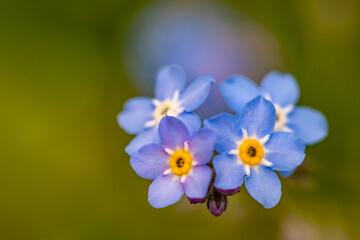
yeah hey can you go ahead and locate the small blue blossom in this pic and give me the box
[220,72,328,145]
[130,116,216,208]
[118,65,215,155]
[205,96,306,208]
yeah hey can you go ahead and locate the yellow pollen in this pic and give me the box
[239,139,264,166]
[169,150,193,176]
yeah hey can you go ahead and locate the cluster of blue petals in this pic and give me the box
[220,72,328,145]
[118,65,214,155]
[118,65,328,212]
[131,116,216,208]
[205,97,305,208]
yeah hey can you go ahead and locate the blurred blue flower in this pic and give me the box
[205,97,306,208]
[118,65,214,155]
[220,72,328,145]
[130,116,216,208]
[125,2,282,118]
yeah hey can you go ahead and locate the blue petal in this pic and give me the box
[183,166,212,201]
[239,96,276,139]
[158,116,189,150]
[176,112,201,137]
[117,97,154,134]
[213,153,245,193]
[220,75,261,113]
[245,166,281,209]
[264,132,306,171]
[279,168,296,178]
[125,127,160,155]
[179,76,215,112]
[148,174,184,208]
[188,128,216,165]
[155,65,186,101]
[130,144,170,180]
[287,106,328,145]
[260,71,300,107]
[204,113,242,153]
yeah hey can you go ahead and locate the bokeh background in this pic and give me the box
[1,0,360,239]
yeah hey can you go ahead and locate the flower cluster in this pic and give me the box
[117,65,328,215]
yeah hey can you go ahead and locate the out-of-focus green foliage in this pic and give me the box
[0,0,359,239]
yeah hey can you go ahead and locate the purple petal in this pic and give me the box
[130,144,170,180]
[217,187,241,196]
[148,174,184,208]
[158,116,189,150]
[183,166,212,202]
[188,128,216,165]
[176,112,201,137]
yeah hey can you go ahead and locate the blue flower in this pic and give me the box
[220,72,328,145]
[204,97,306,208]
[118,65,215,155]
[130,116,216,208]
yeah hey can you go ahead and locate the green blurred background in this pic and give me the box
[1,0,359,239]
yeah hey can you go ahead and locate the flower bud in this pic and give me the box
[207,187,227,217]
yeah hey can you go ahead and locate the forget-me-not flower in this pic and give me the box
[118,65,215,155]
[220,72,328,145]
[205,96,306,208]
[130,116,216,208]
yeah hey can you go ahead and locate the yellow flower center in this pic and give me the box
[239,139,264,165]
[170,150,193,176]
